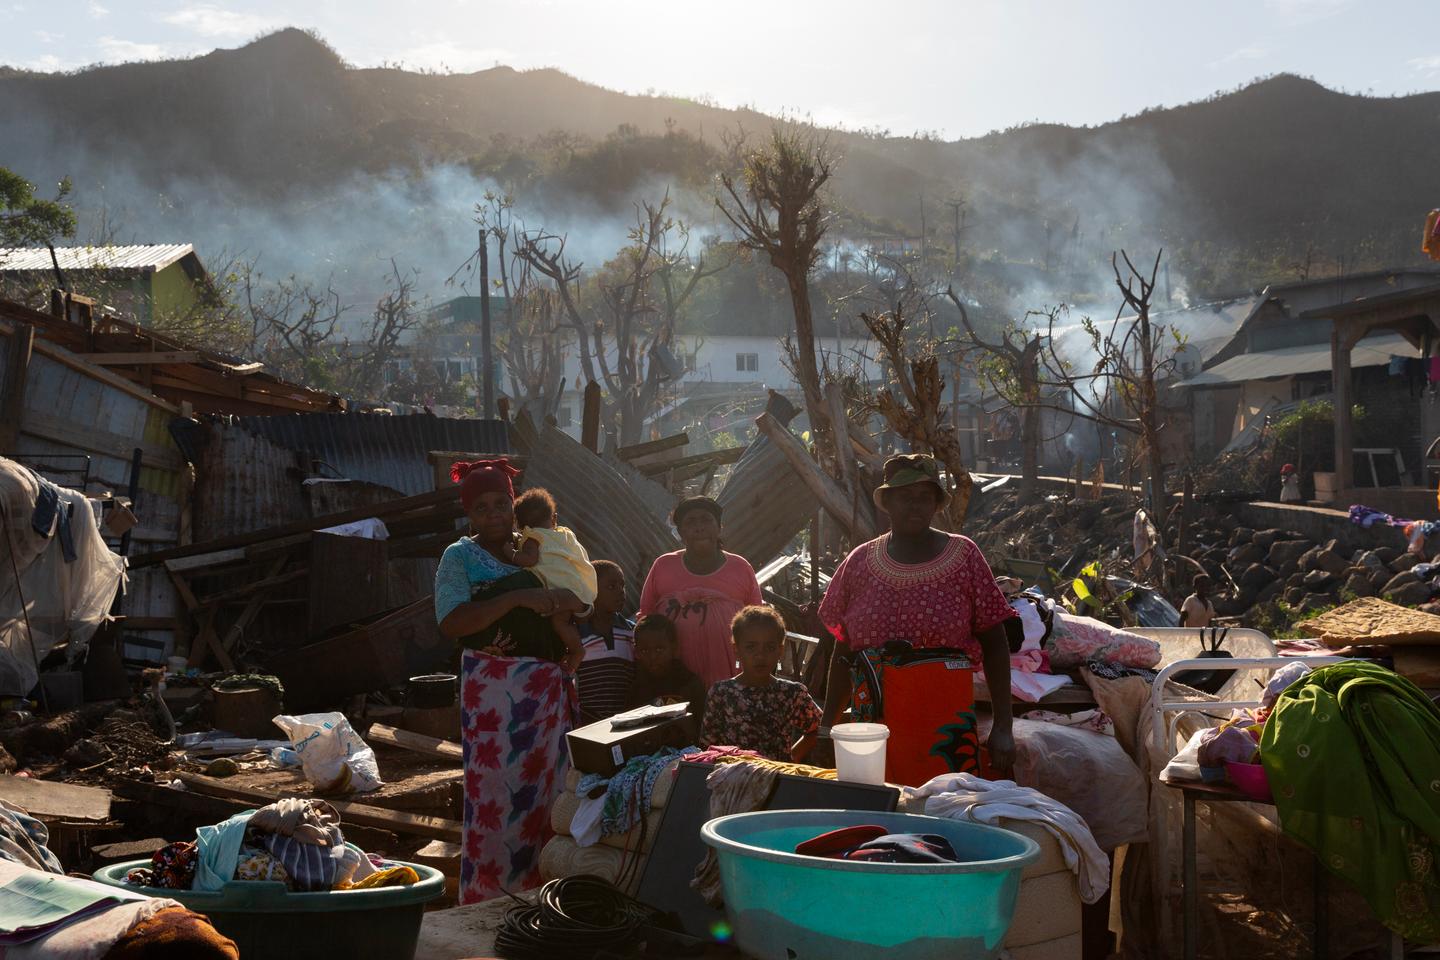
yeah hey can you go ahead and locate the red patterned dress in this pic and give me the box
[819,533,1015,658]
[819,533,1015,786]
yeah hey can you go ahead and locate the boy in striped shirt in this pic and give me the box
[575,560,636,723]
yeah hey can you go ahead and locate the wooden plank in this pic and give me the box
[411,839,460,876]
[118,617,180,631]
[112,779,400,852]
[196,568,307,608]
[580,381,602,454]
[78,351,202,365]
[163,548,246,574]
[19,408,183,473]
[0,777,111,822]
[0,322,34,452]
[151,370,242,400]
[755,412,876,541]
[219,556,289,654]
[133,486,464,568]
[368,724,463,763]
[636,444,746,476]
[175,773,461,842]
[169,569,235,672]
[615,432,689,462]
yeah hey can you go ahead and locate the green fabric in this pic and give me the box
[1260,661,1440,941]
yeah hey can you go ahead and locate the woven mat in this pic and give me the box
[1297,597,1440,648]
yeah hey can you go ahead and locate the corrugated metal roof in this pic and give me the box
[0,244,197,273]
[718,436,816,568]
[1175,333,1419,388]
[233,413,512,496]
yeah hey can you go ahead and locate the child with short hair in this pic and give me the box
[575,560,636,723]
[701,605,822,762]
[510,487,595,673]
[627,614,708,724]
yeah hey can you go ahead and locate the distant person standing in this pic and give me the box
[1181,574,1216,628]
[1279,463,1302,503]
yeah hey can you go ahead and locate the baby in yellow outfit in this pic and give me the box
[511,488,597,671]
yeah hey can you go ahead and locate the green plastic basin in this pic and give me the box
[92,858,446,960]
[702,809,1039,960]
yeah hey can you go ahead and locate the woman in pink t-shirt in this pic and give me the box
[639,497,763,688]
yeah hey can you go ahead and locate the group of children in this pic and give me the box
[499,486,822,762]
[575,559,822,762]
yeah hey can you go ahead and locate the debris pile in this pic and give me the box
[966,488,1437,632]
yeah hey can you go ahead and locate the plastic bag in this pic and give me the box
[271,712,383,794]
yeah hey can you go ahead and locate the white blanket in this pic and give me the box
[904,772,1111,903]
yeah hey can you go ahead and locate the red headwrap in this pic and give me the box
[451,459,520,509]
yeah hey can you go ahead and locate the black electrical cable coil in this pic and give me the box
[494,874,656,959]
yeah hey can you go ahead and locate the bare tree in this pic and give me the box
[946,286,1045,500]
[716,126,839,463]
[344,259,422,399]
[515,194,717,444]
[450,192,567,420]
[859,291,976,527]
[241,265,349,388]
[1030,250,1177,517]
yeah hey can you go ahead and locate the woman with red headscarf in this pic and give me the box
[434,459,586,904]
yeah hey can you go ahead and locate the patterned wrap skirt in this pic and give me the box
[459,650,577,904]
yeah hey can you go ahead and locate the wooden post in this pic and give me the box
[580,381,602,454]
[825,381,862,529]
[0,323,34,453]
[1332,326,1358,494]
[1177,473,1193,555]
[478,231,495,419]
[809,513,820,605]
[755,412,877,542]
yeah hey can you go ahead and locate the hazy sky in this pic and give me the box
[4,0,1440,138]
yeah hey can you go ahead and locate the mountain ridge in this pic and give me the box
[2,28,1435,303]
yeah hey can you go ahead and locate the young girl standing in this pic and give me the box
[701,606,821,762]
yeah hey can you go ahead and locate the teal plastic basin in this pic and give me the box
[92,858,446,960]
[702,809,1039,960]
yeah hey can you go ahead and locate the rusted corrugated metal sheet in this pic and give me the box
[518,424,677,601]
[235,414,511,496]
[717,435,817,568]
[194,422,310,542]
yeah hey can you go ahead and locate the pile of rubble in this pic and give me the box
[966,487,1436,629]
[1188,524,1434,621]
[966,490,1148,568]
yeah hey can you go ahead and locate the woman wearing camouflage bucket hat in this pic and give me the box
[818,454,1017,783]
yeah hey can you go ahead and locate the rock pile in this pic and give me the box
[965,489,1438,624]
[1173,521,1433,620]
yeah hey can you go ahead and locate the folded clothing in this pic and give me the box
[795,825,959,864]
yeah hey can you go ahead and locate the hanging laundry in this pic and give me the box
[26,471,76,563]
[1429,356,1440,383]
[1424,209,1440,261]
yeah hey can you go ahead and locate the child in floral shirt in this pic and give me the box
[701,606,822,762]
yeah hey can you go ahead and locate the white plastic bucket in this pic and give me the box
[830,722,889,785]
